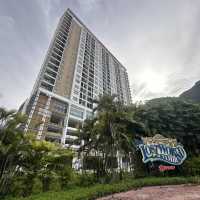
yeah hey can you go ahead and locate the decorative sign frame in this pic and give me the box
[138,134,187,165]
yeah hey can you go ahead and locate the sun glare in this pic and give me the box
[138,70,167,93]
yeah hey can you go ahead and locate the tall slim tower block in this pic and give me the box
[23,9,132,148]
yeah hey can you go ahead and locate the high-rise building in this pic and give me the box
[23,9,132,148]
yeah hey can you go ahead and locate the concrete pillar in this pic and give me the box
[61,103,71,145]
[37,95,51,139]
[24,91,40,133]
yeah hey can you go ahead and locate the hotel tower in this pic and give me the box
[22,9,132,148]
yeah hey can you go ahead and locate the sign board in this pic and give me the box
[159,165,175,172]
[138,134,187,165]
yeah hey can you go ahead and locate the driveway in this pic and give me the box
[97,184,200,200]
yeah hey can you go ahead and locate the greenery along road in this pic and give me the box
[5,177,200,200]
[1,95,200,199]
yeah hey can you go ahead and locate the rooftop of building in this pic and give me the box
[64,8,127,72]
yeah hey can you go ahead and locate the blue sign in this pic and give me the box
[138,143,187,165]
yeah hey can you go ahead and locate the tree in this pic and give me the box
[134,97,200,155]
[0,108,27,195]
[78,94,146,179]
[0,107,74,196]
[19,137,73,194]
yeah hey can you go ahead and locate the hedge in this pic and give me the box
[6,176,200,200]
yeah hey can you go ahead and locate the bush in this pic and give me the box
[58,166,74,189]
[75,173,97,187]
[10,173,36,197]
[5,176,200,200]
[183,156,200,176]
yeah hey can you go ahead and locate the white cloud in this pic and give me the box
[0,0,200,108]
[0,15,15,36]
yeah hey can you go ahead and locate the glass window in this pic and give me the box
[75,79,80,84]
[74,84,79,89]
[86,111,93,119]
[72,96,78,102]
[70,105,84,119]
[73,89,79,95]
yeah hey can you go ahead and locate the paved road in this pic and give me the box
[97,184,200,200]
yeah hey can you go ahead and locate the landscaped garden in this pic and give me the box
[5,176,200,200]
[1,95,200,199]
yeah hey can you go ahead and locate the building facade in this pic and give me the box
[23,9,132,148]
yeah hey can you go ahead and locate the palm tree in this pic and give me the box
[0,107,74,196]
[0,108,27,195]
[78,94,146,179]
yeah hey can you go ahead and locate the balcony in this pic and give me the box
[47,62,59,72]
[53,47,63,57]
[46,131,62,138]
[51,52,62,62]
[45,68,57,78]
[40,81,53,91]
[47,122,63,132]
[56,34,66,44]
[55,39,65,48]
[43,74,55,85]
[49,57,60,67]
[45,134,61,143]
[58,31,67,41]
[54,42,64,52]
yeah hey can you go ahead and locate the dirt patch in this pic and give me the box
[97,184,200,200]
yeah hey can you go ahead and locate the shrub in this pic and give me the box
[11,173,37,197]
[183,156,200,176]
[58,166,74,189]
[76,173,97,187]
[5,176,200,200]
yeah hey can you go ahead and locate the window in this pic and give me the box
[86,111,93,119]
[81,77,87,84]
[51,52,61,61]
[81,82,87,89]
[77,67,82,74]
[55,39,65,48]
[45,69,57,78]
[65,138,80,146]
[72,96,78,102]
[70,105,84,119]
[43,75,55,85]
[80,88,86,94]
[50,57,60,67]
[87,103,92,109]
[80,93,86,100]
[41,81,53,91]
[52,100,67,113]
[79,99,86,106]
[87,97,92,102]
[53,47,62,57]
[68,119,81,129]
[88,82,93,87]
[78,60,82,65]
[74,84,79,89]
[57,33,66,43]
[75,79,80,84]
[73,89,79,95]
[54,43,64,52]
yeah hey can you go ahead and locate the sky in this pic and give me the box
[0,0,200,109]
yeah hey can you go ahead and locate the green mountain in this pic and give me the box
[180,80,200,103]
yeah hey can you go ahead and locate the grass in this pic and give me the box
[6,176,200,200]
